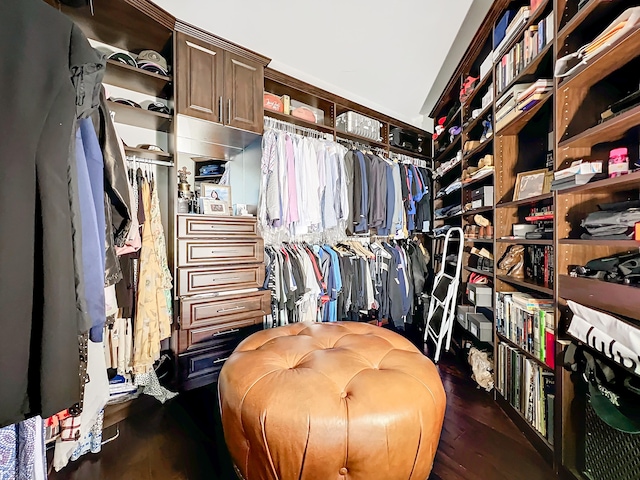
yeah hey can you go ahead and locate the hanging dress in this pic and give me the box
[132,179,171,373]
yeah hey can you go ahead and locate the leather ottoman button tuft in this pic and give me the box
[339,467,348,475]
[340,391,347,399]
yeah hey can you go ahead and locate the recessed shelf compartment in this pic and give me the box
[104,59,172,98]
[497,192,553,208]
[108,100,172,132]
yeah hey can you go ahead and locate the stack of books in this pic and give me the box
[495,292,555,368]
[524,245,554,287]
[495,80,553,130]
[496,342,555,443]
[551,159,605,190]
[495,83,532,130]
[496,11,554,93]
[516,79,553,110]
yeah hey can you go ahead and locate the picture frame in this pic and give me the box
[199,198,230,216]
[513,169,548,201]
[199,184,232,205]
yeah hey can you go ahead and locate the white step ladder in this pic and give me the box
[424,227,464,363]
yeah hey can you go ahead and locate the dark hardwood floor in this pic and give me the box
[50,350,557,480]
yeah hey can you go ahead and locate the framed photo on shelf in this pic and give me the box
[199,198,230,216]
[513,169,548,201]
[200,184,231,203]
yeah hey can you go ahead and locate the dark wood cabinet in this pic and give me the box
[176,32,263,134]
[176,32,224,123]
[224,52,263,133]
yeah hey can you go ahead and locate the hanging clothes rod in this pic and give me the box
[335,136,387,154]
[388,151,433,170]
[263,116,327,139]
[125,155,174,167]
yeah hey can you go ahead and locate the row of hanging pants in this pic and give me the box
[263,239,431,329]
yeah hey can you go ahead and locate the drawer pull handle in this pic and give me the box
[214,356,230,364]
[213,328,239,337]
[217,306,246,313]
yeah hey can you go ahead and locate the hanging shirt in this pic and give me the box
[355,151,369,233]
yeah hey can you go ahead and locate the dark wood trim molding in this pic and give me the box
[175,20,271,67]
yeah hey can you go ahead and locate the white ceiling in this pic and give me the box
[154,0,490,129]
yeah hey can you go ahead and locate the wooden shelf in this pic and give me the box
[559,274,640,320]
[495,41,554,102]
[497,333,553,371]
[462,170,495,189]
[465,238,494,244]
[464,265,493,276]
[124,146,172,160]
[335,130,388,149]
[497,238,553,245]
[463,205,494,216]
[464,73,493,110]
[108,100,172,132]
[104,59,172,98]
[555,170,640,195]
[496,192,553,208]
[434,212,463,221]
[495,392,554,464]
[194,175,222,181]
[434,134,462,162]
[464,103,493,133]
[559,29,640,93]
[463,138,493,162]
[558,238,640,247]
[496,91,553,136]
[496,274,553,295]
[264,109,335,134]
[559,103,640,150]
[389,145,431,160]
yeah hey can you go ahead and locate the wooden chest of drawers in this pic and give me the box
[173,215,268,390]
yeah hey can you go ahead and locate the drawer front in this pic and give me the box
[177,325,260,390]
[177,319,261,352]
[177,215,258,238]
[180,290,270,329]
[178,265,265,296]
[177,238,264,267]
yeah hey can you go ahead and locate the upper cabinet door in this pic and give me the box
[176,32,224,123]
[224,52,263,134]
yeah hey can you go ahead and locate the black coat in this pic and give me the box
[0,0,104,427]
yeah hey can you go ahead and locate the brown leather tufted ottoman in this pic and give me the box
[219,321,446,480]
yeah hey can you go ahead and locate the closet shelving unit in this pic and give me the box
[46,0,177,430]
[555,0,640,478]
[263,68,433,159]
[432,0,640,477]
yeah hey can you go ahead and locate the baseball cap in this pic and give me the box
[108,52,138,68]
[136,144,165,152]
[109,98,142,109]
[137,50,169,74]
[147,102,170,114]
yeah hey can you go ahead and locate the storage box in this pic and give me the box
[472,186,494,207]
[456,305,475,329]
[480,53,493,80]
[468,284,492,307]
[336,111,382,141]
[482,87,493,109]
[290,99,324,125]
[467,313,493,342]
